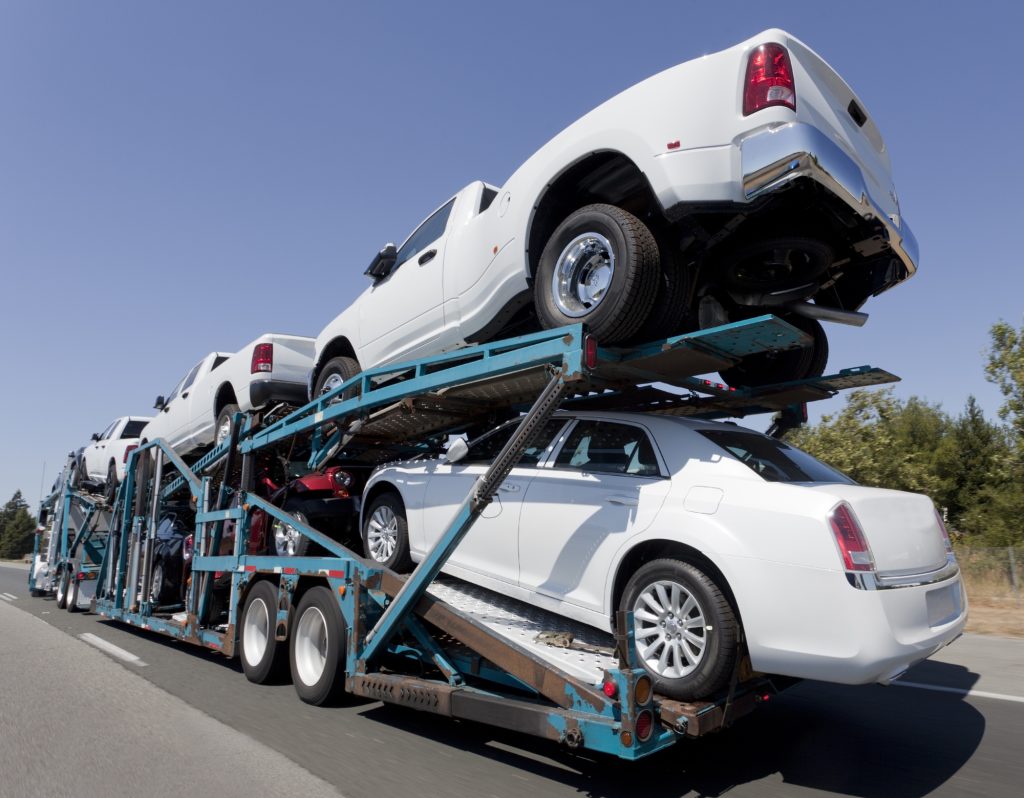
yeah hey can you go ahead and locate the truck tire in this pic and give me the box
[241,580,289,684]
[719,315,828,387]
[104,461,118,505]
[313,356,361,402]
[631,246,691,343]
[534,204,659,344]
[620,558,738,701]
[215,403,240,446]
[67,576,80,613]
[361,492,412,573]
[55,569,69,610]
[290,586,347,705]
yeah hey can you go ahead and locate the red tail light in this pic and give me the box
[584,335,599,369]
[251,343,273,374]
[635,709,654,742]
[829,503,875,572]
[123,444,137,464]
[743,43,796,116]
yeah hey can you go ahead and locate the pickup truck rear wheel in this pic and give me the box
[621,558,738,700]
[535,204,659,344]
[314,356,362,402]
[215,403,240,446]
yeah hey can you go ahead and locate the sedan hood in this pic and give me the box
[803,484,947,574]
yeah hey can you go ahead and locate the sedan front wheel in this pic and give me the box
[621,558,738,700]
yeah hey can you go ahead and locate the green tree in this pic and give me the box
[0,490,36,559]
[986,318,1024,445]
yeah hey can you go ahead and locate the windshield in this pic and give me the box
[698,429,855,484]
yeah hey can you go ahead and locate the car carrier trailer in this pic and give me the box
[74,317,894,759]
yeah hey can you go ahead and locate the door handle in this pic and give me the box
[499,483,520,493]
[606,495,638,507]
[418,249,437,265]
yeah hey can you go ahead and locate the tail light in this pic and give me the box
[743,43,796,116]
[829,502,875,572]
[251,343,273,374]
[584,335,599,369]
[635,709,655,742]
[183,534,194,562]
[123,444,137,463]
[935,508,953,554]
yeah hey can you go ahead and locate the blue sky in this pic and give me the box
[2,0,1023,509]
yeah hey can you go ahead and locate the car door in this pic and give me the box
[417,418,569,585]
[357,197,455,366]
[517,418,671,613]
[155,359,205,451]
[84,420,119,479]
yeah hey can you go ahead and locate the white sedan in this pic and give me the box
[77,416,151,502]
[311,28,917,395]
[360,411,965,700]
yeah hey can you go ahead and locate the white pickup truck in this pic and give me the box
[140,333,315,457]
[311,28,917,394]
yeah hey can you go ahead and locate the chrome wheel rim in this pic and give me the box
[633,580,707,678]
[294,606,328,686]
[320,372,344,396]
[215,415,232,445]
[149,563,163,603]
[56,574,66,604]
[272,514,306,557]
[243,597,270,667]
[551,232,615,318]
[366,505,398,563]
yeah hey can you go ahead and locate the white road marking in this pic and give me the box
[2,593,17,600]
[895,680,1024,704]
[0,595,13,602]
[78,633,148,666]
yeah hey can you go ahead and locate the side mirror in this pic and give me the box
[364,243,398,282]
[154,395,166,411]
[443,437,469,464]
[91,432,101,442]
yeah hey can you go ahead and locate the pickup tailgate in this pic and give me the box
[784,34,900,221]
[255,334,315,383]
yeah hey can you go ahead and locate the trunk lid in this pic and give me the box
[805,484,947,573]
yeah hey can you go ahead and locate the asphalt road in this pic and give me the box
[3,562,1022,798]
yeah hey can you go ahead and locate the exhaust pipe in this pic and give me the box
[786,301,868,328]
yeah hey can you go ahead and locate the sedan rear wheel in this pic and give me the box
[621,558,738,700]
[361,493,412,572]
[271,511,311,558]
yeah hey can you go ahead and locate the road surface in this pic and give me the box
[2,562,1022,797]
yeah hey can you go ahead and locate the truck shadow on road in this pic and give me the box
[363,666,985,798]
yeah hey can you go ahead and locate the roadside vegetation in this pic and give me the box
[0,490,36,560]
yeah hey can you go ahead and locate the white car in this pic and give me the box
[360,411,965,700]
[78,416,151,501]
[141,333,315,457]
[311,28,917,395]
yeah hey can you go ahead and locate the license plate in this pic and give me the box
[926,582,962,628]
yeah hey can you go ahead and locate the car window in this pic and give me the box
[462,419,568,467]
[121,420,147,438]
[698,429,856,484]
[99,420,119,440]
[395,198,455,268]
[168,360,204,403]
[554,420,661,476]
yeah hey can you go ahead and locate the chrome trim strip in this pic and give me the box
[845,555,960,591]
[741,123,919,279]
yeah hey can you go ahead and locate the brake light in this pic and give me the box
[251,343,273,374]
[584,335,599,369]
[635,709,654,742]
[123,444,137,463]
[829,502,875,571]
[743,43,796,116]
[935,508,953,554]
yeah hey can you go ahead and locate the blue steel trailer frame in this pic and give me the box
[90,318,897,759]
